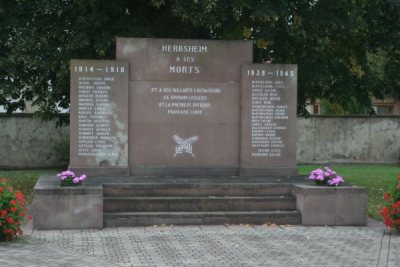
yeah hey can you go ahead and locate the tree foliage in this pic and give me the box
[0,0,399,124]
[0,0,209,124]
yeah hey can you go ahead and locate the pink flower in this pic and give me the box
[62,170,75,176]
[309,167,344,186]
[79,175,87,181]
[328,176,344,186]
[57,170,75,177]
[72,177,80,184]
[312,169,324,176]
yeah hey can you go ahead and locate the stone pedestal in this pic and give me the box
[32,175,103,230]
[292,184,368,226]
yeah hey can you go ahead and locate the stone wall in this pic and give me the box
[0,114,68,169]
[1,115,399,168]
[297,116,400,164]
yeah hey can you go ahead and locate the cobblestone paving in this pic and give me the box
[388,232,400,267]
[0,237,117,267]
[9,225,394,267]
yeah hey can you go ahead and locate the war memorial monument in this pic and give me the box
[32,38,367,229]
[70,38,297,176]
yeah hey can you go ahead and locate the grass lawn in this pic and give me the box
[0,169,58,203]
[299,164,400,220]
[1,165,399,220]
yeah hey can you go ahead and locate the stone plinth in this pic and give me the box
[32,175,103,230]
[292,184,368,226]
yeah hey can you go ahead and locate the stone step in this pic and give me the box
[103,210,301,227]
[103,183,293,197]
[103,196,297,212]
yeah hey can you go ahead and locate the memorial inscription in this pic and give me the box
[130,81,237,123]
[240,64,298,176]
[117,38,252,81]
[153,86,219,116]
[70,60,129,175]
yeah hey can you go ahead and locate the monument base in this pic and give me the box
[32,174,368,229]
[130,165,238,177]
[69,166,297,177]
[69,166,130,177]
[240,166,298,177]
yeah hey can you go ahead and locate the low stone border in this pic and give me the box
[32,175,103,230]
[292,184,368,226]
[31,176,368,229]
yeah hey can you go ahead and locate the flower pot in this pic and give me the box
[292,184,368,226]
[33,175,103,229]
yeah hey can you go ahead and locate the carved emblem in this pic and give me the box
[172,135,198,157]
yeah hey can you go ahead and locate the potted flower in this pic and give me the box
[33,172,103,230]
[380,175,400,233]
[57,170,87,186]
[0,178,32,241]
[292,166,367,226]
[308,166,344,186]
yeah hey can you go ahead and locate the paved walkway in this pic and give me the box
[1,221,399,267]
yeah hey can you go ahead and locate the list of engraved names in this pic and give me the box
[248,69,294,158]
[75,65,125,157]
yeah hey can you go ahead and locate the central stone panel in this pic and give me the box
[117,38,253,175]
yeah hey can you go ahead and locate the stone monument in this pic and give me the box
[70,38,298,177]
[34,37,368,230]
